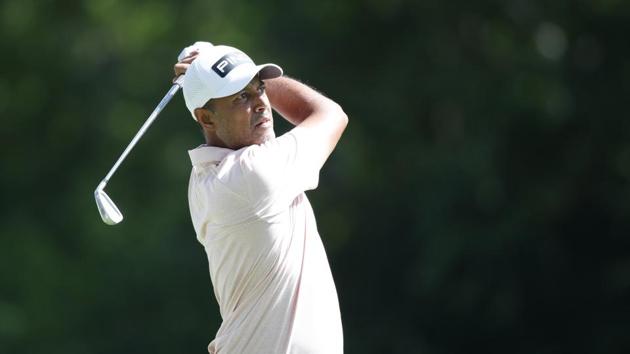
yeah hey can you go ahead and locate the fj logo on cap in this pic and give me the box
[212,52,249,78]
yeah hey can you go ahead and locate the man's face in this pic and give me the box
[203,77,275,150]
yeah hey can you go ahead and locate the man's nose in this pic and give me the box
[253,96,266,113]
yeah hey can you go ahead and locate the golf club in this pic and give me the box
[94,76,183,225]
[93,42,213,225]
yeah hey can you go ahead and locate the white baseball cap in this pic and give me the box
[182,44,283,120]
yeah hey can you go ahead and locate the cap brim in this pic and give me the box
[258,63,283,80]
[213,63,283,99]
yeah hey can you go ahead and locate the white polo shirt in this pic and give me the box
[188,130,343,354]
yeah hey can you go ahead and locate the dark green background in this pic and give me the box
[2,0,629,353]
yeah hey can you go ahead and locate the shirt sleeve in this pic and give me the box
[238,129,321,215]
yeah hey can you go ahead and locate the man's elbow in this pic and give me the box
[329,102,349,129]
[339,106,349,128]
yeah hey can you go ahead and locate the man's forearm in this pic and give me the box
[265,76,340,126]
[266,76,348,168]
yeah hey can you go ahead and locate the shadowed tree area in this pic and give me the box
[1,0,629,353]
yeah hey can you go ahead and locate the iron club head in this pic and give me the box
[94,183,123,225]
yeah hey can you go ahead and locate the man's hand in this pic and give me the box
[172,50,200,83]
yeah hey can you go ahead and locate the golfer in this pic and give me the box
[173,42,348,353]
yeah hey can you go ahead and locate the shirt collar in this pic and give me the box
[188,145,234,166]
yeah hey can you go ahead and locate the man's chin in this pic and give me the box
[256,131,276,145]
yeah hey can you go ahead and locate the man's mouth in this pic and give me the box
[255,117,271,128]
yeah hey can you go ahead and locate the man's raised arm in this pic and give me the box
[265,77,348,169]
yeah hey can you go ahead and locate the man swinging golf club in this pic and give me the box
[174,41,348,353]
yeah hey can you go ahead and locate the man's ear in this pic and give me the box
[194,108,216,130]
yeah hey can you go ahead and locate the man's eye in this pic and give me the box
[258,86,266,94]
[237,92,248,101]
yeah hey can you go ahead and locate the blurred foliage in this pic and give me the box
[2,0,630,353]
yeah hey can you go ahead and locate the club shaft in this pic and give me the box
[101,83,182,186]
